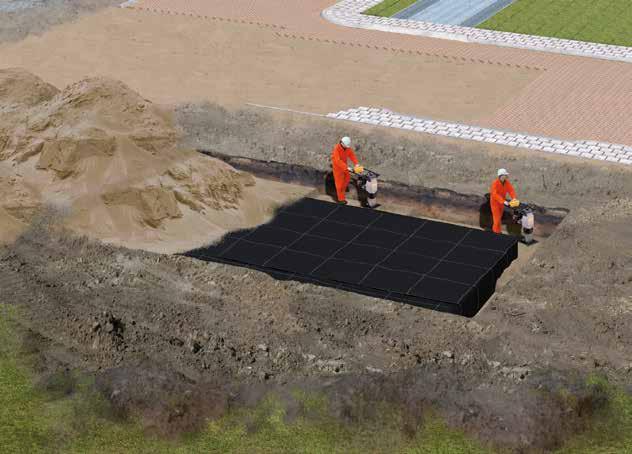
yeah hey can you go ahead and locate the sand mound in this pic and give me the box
[0,68,58,111]
[2,75,176,164]
[0,69,308,251]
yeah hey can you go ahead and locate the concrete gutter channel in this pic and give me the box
[199,149,568,239]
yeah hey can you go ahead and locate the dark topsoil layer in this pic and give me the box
[2,104,632,451]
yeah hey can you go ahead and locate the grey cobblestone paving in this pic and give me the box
[328,107,632,165]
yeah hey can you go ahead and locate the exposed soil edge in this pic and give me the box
[199,149,568,237]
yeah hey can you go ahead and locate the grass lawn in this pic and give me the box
[364,0,417,17]
[478,0,632,47]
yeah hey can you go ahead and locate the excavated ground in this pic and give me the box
[1,102,631,452]
[1,3,631,451]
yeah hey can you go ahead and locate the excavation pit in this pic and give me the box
[185,197,519,317]
[198,150,568,238]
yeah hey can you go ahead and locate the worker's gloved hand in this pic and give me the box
[504,200,510,207]
[354,164,364,174]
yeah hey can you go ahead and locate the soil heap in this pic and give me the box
[0,68,307,251]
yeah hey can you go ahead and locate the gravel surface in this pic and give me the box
[0,0,121,43]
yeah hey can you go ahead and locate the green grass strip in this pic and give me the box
[478,0,632,47]
[364,0,418,17]
[553,376,632,454]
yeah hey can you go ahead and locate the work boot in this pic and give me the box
[338,200,348,205]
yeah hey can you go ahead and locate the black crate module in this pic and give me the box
[185,198,518,317]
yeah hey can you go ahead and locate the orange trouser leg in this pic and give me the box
[491,203,503,234]
[333,170,349,202]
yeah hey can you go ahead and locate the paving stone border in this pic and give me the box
[327,107,632,165]
[322,0,632,63]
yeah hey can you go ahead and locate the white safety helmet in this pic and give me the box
[497,168,509,177]
[341,136,351,148]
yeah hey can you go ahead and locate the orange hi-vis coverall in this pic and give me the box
[490,178,517,234]
[331,143,358,202]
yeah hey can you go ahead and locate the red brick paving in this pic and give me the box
[128,0,632,145]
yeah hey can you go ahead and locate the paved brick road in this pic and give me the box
[125,0,632,147]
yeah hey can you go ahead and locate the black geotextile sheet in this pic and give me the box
[185,198,519,317]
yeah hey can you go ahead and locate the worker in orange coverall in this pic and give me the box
[490,168,518,234]
[331,136,362,205]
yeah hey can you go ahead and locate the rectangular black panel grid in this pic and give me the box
[185,198,519,317]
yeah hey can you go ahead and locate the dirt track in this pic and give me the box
[0,7,538,124]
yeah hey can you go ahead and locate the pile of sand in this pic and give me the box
[0,68,58,111]
[0,68,308,252]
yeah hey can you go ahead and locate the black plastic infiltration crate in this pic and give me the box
[185,198,518,317]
